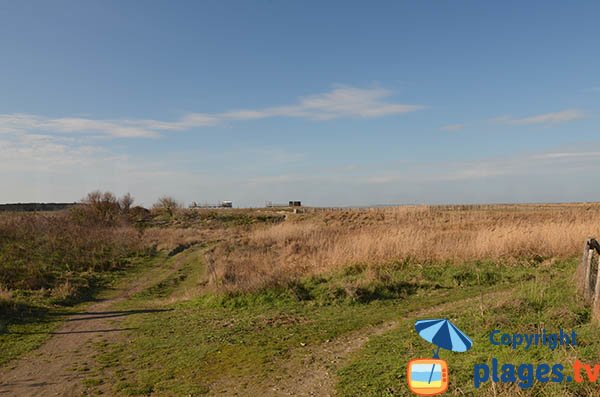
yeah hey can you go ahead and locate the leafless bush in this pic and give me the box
[70,190,138,226]
[119,193,135,213]
[152,196,183,218]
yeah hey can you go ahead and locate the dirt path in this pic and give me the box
[0,253,190,397]
[221,289,512,397]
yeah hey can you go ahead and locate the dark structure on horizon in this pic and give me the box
[0,203,77,212]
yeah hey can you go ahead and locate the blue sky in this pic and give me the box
[1,1,599,206]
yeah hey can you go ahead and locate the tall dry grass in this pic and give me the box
[208,204,600,292]
[0,211,144,292]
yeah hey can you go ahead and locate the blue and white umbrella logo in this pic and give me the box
[414,318,473,384]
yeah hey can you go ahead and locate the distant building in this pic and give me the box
[221,201,233,208]
[266,201,302,208]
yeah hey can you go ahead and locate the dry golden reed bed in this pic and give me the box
[207,203,600,292]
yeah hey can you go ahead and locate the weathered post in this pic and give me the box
[577,239,591,297]
[584,248,595,302]
[593,257,600,321]
[588,239,600,321]
[576,237,594,303]
[577,238,600,321]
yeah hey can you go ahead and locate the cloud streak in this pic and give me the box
[0,86,424,139]
[493,108,584,125]
[440,123,465,132]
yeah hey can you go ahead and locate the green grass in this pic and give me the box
[336,258,599,396]
[130,246,206,301]
[88,258,539,396]
[96,292,487,396]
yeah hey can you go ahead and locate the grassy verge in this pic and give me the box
[0,255,154,367]
[0,209,151,366]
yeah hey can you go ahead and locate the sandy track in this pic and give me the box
[0,255,183,397]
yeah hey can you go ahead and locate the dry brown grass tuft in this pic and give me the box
[142,227,208,251]
[208,204,600,292]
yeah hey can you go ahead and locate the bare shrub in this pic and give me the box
[152,196,183,219]
[119,193,135,213]
[83,190,120,223]
[70,190,137,226]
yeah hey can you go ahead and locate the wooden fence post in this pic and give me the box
[577,239,591,297]
[577,238,600,321]
[585,248,595,302]
[593,258,600,321]
[576,237,595,303]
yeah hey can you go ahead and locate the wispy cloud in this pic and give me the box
[0,114,163,138]
[0,133,104,173]
[493,108,584,125]
[531,151,600,160]
[433,149,600,182]
[581,87,600,93]
[440,123,465,132]
[333,147,600,186]
[0,86,424,139]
